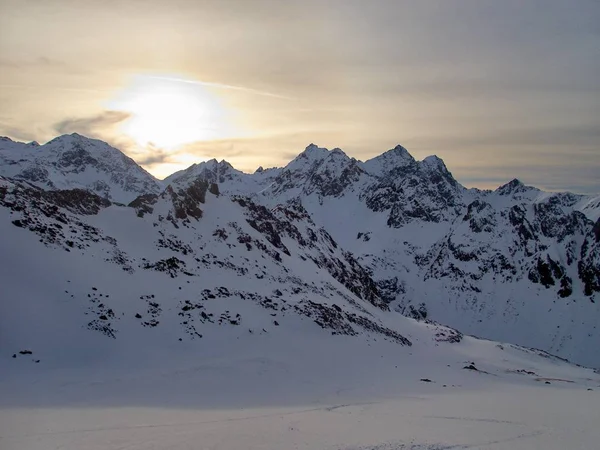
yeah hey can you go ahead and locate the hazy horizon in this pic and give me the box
[1,0,598,193]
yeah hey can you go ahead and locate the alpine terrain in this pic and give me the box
[1,133,599,450]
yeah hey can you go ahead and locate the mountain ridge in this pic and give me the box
[4,133,598,198]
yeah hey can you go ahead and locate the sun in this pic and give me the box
[109,74,233,149]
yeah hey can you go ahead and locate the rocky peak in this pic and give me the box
[330,147,347,156]
[361,149,464,226]
[360,144,415,176]
[269,144,360,199]
[421,155,446,171]
[301,143,330,159]
[285,144,337,171]
[385,144,412,158]
[204,158,234,170]
[496,178,537,197]
[165,158,241,188]
[418,155,461,190]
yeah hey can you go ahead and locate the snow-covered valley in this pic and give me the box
[3,334,599,450]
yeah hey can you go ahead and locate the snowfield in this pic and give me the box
[2,335,599,450]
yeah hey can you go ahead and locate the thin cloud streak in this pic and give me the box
[147,76,296,101]
[54,111,131,136]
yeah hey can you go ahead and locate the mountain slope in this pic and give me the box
[168,144,600,367]
[0,175,413,359]
[1,172,597,379]
[2,172,600,450]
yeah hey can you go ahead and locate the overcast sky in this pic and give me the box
[1,0,598,192]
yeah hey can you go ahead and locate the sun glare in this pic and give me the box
[109,75,234,149]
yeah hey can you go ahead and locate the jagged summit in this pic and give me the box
[291,143,346,164]
[304,142,322,152]
[255,143,361,200]
[361,144,415,176]
[500,178,524,189]
[206,158,233,168]
[389,144,412,157]
[496,178,538,197]
[421,155,446,170]
[286,144,353,169]
[164,158,239,187]
[3,134,598,220]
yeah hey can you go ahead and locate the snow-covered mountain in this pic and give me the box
[1,134,599,370]
[163,157,282,196]
[0,173,412,350]
[165,142,600,367]
[4,151,600,450]
[0,134,162,203]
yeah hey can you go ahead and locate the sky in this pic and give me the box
[0,0,598,193]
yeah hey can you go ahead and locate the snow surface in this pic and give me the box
[2,321,599,449]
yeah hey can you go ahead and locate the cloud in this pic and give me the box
[36,56,66,67]
[54,110,131,137]
[458,162,600,195]
[404,123,600,154]
[134,144,175,166]
[148,76,295,101]
[179,141,245,159]
[179,133,329,160]
[0,124,39,142]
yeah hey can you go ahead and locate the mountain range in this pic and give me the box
[1,133,599,369]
